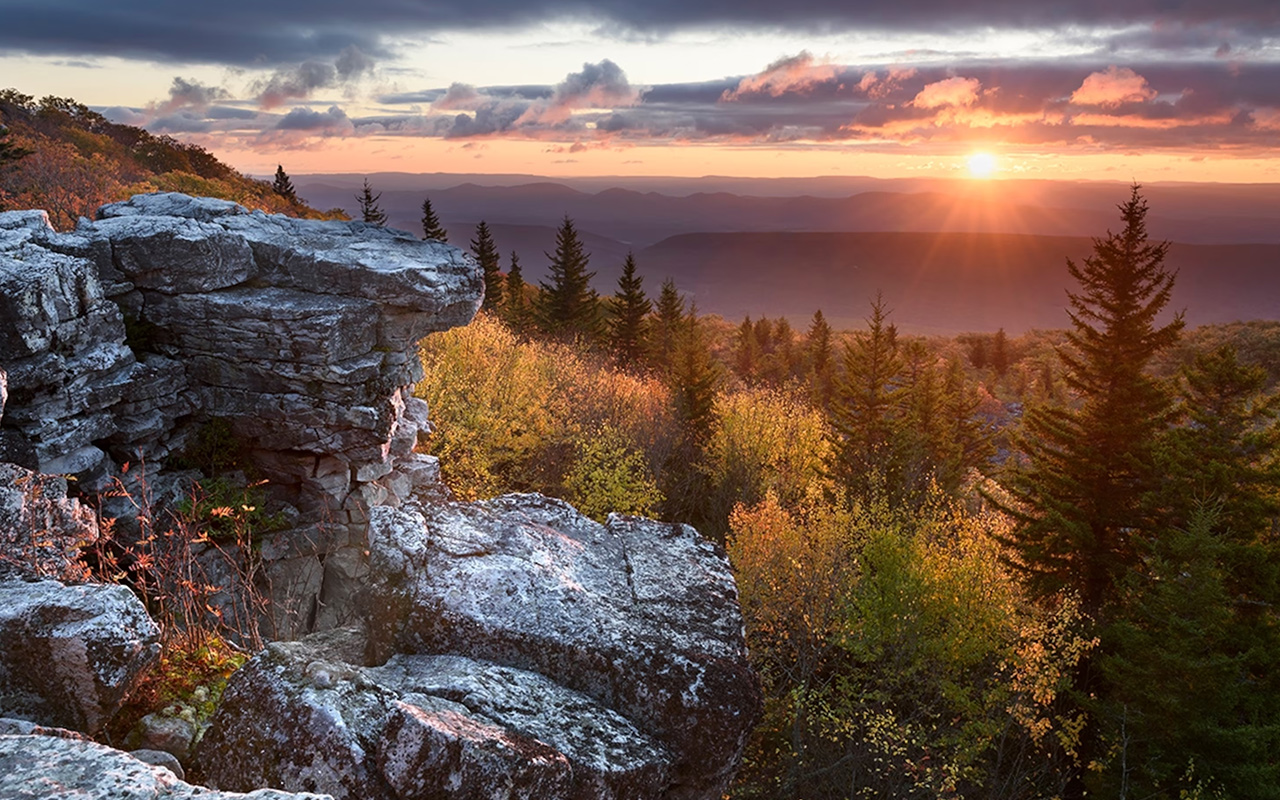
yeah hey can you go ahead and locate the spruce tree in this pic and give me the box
[805,309,834,406]
[992,187,1183,799]
[608,252,651,367]
[536,216,601,341]
[504,251,531,334]
[828,294,904,499]
[421,197,448,242]
[356,178,387,226]
[649,278,686,373]
[998,186,1183,616]
[733,316,760,382]
[661,305,723,536]
[272,165,298,203]
[470,221,502,314]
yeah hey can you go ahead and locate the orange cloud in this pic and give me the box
[1070,66,1157,107]
[911,77,982,109]
[721,51,840,101]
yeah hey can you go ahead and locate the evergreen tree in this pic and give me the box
[828,294,905,499]
[272,165,298,203]
[733,316,760,382]
[356,178,387,226]
[805,309,834,406]
[421,197,448,242]
[660,305,724,536]
[763,317,797,384]
[470,221,503,314]
[608,252,651,367]
[503,251,532,335]
[649,278,685,373]
[992,187,1183,798]
[536,216,601,341]
[991,328,1011,377]
[998,186,1184,616]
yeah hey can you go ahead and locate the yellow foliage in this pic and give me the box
[705,385,832,509]
[416,312,676,502]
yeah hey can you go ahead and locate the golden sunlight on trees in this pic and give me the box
[416,313,675,503]
[728,489,1089,798]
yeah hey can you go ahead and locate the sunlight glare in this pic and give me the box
[967,152,998,179]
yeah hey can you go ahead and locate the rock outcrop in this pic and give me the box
[0,194,483,639]
[0,574,160,735]
[197,631,672,800]
[0,193,761,798]
[0,733,330,799]
[198,495,760,800]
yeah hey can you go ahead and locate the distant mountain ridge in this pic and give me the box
[296,173,1280,246]
[290,173,1280,335]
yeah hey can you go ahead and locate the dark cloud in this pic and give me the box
[275,105,352,131]
[159,77,229,113]
[4,1,1279,67]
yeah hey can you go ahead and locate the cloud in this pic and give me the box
[1070,66,1158,107]
[275,105,353,132]
[158,77,229,113]
[335,45,375,80]
[721,51,841,102]
[911,76,982,109]
[7,1,1280,69]
[118,56,1280,158]
[252,47,376,108]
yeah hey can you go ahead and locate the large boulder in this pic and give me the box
[196,630,670,800]
[0,733,330,800]
[0,575,160,735]
[361,494,761,799]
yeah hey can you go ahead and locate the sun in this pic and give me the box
[967,152,998,179]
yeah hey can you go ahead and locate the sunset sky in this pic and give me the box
[3,1,1280,181]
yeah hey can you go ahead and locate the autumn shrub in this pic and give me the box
[701,384,831,535]
[728,488,1090,799]
[417,312,676,504]
[563,424,663,520]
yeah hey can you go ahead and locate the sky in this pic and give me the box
[3,1,1280,181]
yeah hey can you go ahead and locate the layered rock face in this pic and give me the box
[0,195,482,638]
[0,193,761,799]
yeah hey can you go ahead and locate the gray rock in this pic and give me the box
[364,494,762,799]
[197,633,671,800]
[129,712,198,762]
[0,577,160,735]
[130,747,186,780]
[0,462,99,581]
[0,734,331,799]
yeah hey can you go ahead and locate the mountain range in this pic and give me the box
[295,173,1280,334]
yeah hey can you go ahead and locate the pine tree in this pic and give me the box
[356,178,387,226]
[828,294,905,499]
[608,252,651,367]
[421,197,448,242]
[503,251,532,335]
[660,305,724,536]
[733,316,760,382]
[649,278,685,373]
[536,216,601,341]
[997,186,1184,616]
[991,327,1011,377]
[991,186,1183,799]
[272,165,298,203]
[470,221,502,314]
[805,309,834,406]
